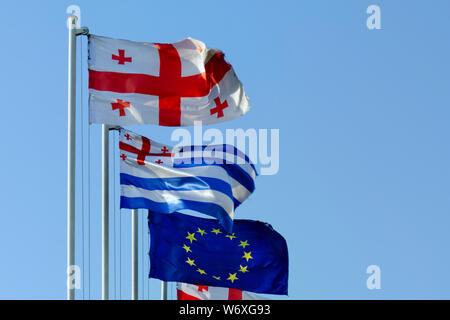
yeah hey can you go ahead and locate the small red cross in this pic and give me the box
[210,97,228,118]
[161,146,169,153]
[112,49,132,65]
[155,159,163,164]
[111,99,131,117]
[124,133,132,141]
[120,154,127,161]
[196,285,208,292]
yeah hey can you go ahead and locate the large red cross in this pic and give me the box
[112,49,132,65]
[90,46,232,126]
[210,97,228,118]
[111,99,130,117]
[120,137,173,165]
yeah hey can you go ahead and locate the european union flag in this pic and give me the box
[148,211,288,295]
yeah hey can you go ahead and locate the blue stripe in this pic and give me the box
[121,196,233,233]
[174,156,257,178]
[176,144,258,175]
[173,162,255,194]
[233,197,242,209]
[221,165,255,194]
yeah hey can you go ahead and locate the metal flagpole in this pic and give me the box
[102,124,110,300]
[66,15,88,300]
[161,281,167,300]
[132,209,139,299]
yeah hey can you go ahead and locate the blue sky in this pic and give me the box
[0,0,449,299]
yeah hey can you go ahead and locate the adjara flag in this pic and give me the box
[88,35,250,126]
[119,128,256,233]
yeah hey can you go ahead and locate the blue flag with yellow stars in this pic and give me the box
[148,211,288,295]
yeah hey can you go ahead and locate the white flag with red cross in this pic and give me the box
[88,35,250,126]
[176,282,267,300]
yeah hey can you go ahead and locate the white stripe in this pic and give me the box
[175,149,250,164]
[121,159,252,202]
[121,184,234,219]
[175,149,254,165]
[120,158,230,181]
[230,178,252,204]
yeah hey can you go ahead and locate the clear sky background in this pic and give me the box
[0,0,449,300]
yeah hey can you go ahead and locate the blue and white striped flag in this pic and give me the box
[119,128,256,232]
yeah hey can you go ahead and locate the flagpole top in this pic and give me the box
[67,15,78,28]
[109,126,121,131]
[67,15,88,36]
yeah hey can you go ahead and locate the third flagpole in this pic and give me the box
[161,281,167,300]
[132,209,139,299]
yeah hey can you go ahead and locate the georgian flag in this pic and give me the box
[119,129,256,233]
[177,283,267,300]
[88,35,250,126]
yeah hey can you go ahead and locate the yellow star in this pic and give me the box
[227,273,238,283]
[186,232,197,243]
[196,268,207,275]
[238,240,250,248]
[211,228,222,235]
[242,251,253,262]
[196,227,207,236]
[185,257,196,266]
[225,233,236,240]
[238,265,249,273]
[212,276,221,280]
[182,244,191,253]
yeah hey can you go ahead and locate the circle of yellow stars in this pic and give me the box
[181,226,253,284]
